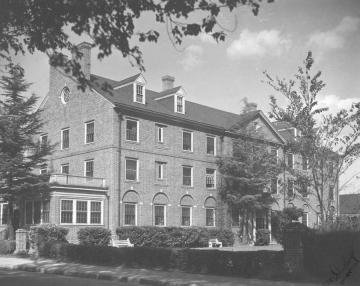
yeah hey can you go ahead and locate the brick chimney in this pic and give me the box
[161,75,175,91]
[75,42,92,80]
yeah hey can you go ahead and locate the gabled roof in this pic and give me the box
[89,73,285,143]
[113,73,142,88]
[340,194,360,215]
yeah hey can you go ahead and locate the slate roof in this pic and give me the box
[89,73,283,143]
[340,194,360,215]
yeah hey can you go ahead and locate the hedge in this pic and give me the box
[78,227,111,247]
[116,226,234,248]
[40,241,284,279]
[302,230,360,281]
[0,240,16,254]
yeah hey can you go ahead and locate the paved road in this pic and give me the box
[0,269,139,286]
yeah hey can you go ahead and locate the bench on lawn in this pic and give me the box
[111,238,134,247]
[208,238,223,248]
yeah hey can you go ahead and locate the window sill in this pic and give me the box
[125,139,140,144]
[125,180,140,184]
[85,142,95,145]
[182,186,194,189]
[59,224,104,226]
[154,182,168,186]
[206,187,216,190]
[182,150,193,153]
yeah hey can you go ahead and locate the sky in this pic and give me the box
[9,0,360,193]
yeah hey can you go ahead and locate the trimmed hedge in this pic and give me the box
[78,227,111,246]
[41,241,284,279]
[116,226,234,247]
[302,230,360,280]
[0,240,16,254]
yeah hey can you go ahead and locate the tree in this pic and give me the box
[1,0,273,89]
[0,64,53,239]
[264,51,360,224]
[217,112,281,243]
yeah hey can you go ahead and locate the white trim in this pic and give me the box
[125,157,139,181]
[175,94,185,114]
[84,159,94,177]
[85,120,95,144]
[182,165,193,187]
[180,206,192,226]
[52,191,106,199]
[182,130,193,152]
[133,83,146,104]
[60,198,104,225]
[0,203,7,225]
[113,82,133,90]
[124,202,137,226]
[206,135,216,156]
[302,212,308,227]
[61,127,70,150]
[205,207,216,227]
[156,124,164,143]
[154,94,175,101]
[125,118,139,142]
[61,163,69,174]
[154,204,166,226]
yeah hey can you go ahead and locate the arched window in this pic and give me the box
[180,195,193,226]
[122,191,139,226]
[153,193,169,226]
[204,197,216,227]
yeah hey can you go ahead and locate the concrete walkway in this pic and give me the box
[0,255,320,286]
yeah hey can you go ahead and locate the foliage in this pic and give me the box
[0,64,54,239]
[29,224,68,256]
[1,0,273,88]
[0,240,16,254]
[78,227,111,247]
[302,230,360,281]
[116,226,234,247]
[316,216,360,232]
[271,207,304,244]
[255,229,270,246]
[264,51,360,223]
[41,241,284,279]
[217,114,282,243]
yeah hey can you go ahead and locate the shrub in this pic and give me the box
[78,227,111,247]
[255,229,270,246]
[116,226,234,248]
[29,224,69,256]
[0,240,16,254]
[316,216,360,232]
[40,241,284,279]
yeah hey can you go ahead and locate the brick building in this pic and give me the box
[0,42,338,242]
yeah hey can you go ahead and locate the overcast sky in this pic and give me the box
[12,0,360,192]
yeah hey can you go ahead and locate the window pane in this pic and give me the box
[61,164,69,174]
[206,137,215,155]
[34,201,41,224]
[90,201,101,224]
[206,169,215,188]
[183,132,192,151]
[136,85,143,102]
[124,204,136,225]
[126,159,137,180]
[85,161,94,177]
[206,208,215,226]
[62,129,69,149]
[256,216,265,230]
[183,167,192,186]
[177,96,183,113]
[126,120,138,141]
[42,201,50,223]
[25,201,33,225]
[76,201,87,224]
[181,207,191,226]
[157,126,163,142]
[61,200,73,224]
[86,122,94,143]
[154,205,165,226]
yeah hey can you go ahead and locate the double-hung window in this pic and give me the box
[40,134,48,150]
[302,212,308,226]
[183,166,193,186]
[182,131,193,151]
[126,119,139,142]
[156,161,166,180]
[287,153,294,169]
[25,201,42,225]
[76,201,87,224]
[85,160,94,177]
[61,128,69,149]
[154,205,165,226]
[61,199,103,225]
[206,208,215,227]
[206,136,215,155]
[176,95,184,113]
[135,84,144,103]
[181,207,191,226]
[126,158,138,181]
[61,163,69,174]
[206,169,216,189]
[124,203,136,225]
[156,124,164,143]
[60,200,73,224]
[85,121,94,144]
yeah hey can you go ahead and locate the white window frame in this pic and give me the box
[133,83,145,104]
[182,130,193,152]
[288,153,294,169]
[182,165,193,187]
[175,95,185,114]
[181,206,192,226]
[125,158,139,181]
[61,163,69,174]
[61,128,70,150]
[156,161,166,180]
[125,118,139,142]
[124,203,137,226]
[84,160,94,177]
[206,168,216,189]
[60,199,104,225]
[156,124,164,143]
[302,212,308,227]
[205,208,216,227]
[0,203,8,225]
[154,204,166,226]
[206,136,216,156]
[85,120,95,144]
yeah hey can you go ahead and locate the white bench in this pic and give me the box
[111,238,134,247]
[208,238,223,248]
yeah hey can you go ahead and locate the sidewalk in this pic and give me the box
[0,255,320,286]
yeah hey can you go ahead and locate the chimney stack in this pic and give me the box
[75,42,92,80]
[161,75,175,91]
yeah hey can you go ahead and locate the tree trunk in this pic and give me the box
[7,201,15,240]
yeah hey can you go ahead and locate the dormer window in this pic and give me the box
[135,84,145,103]
[176,95,185,114]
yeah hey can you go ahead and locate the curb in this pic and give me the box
[0,263,195,286]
